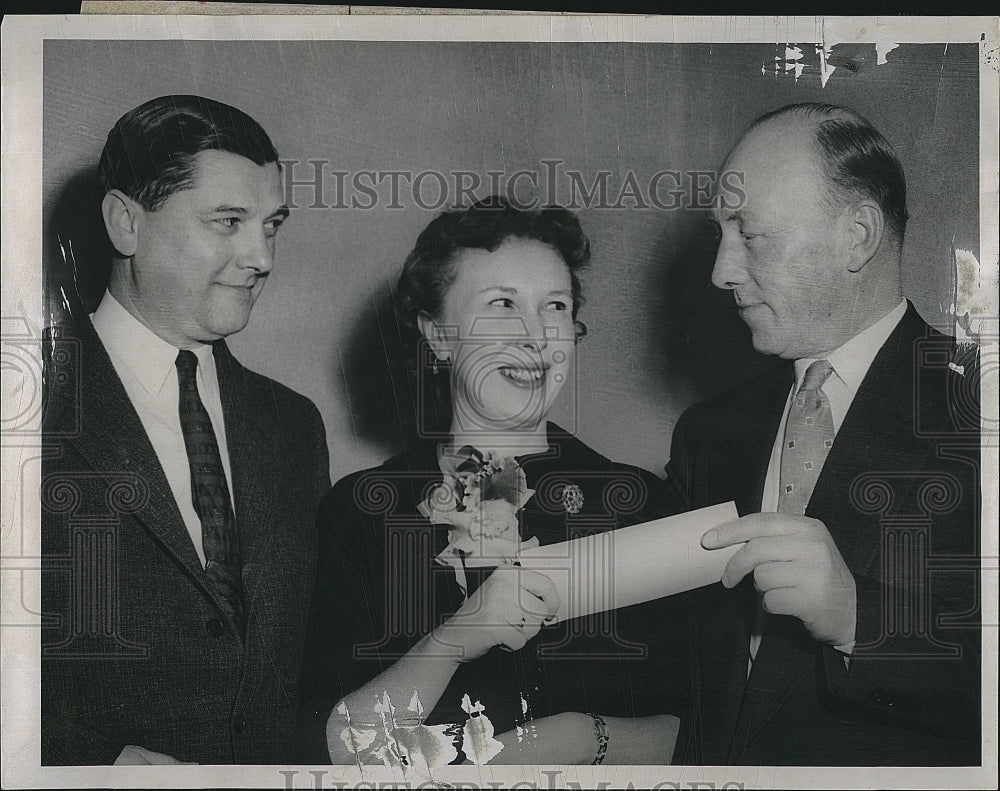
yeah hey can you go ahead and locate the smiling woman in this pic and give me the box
[297,198,687,768]
[404,197,588,445]
[418,238,576,437]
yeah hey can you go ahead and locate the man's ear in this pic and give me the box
[416,310,451,362]
[101,189,141,258]
[844,200,885,273]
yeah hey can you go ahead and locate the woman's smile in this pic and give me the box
[497,363,548,387]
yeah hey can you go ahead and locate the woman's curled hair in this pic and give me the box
[394,195,591,368]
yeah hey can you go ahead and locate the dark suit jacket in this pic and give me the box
[297,425,689,763]
[40,315,330,765]
[665,304,981,765]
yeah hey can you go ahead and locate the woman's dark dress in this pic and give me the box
[297,424,688,762]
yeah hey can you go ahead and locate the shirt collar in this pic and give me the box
[91,291,214,397]
[793,300,907,394]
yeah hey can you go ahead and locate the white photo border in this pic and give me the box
[1,13,997,790]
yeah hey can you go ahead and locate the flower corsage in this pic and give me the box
[418,447,539,597]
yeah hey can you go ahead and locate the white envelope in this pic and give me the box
[516,501,740,623]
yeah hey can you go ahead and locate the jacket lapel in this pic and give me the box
[692,578,755,764]
[684,367,790,762]
[808,305,931,574]
[49,317,210,591]
[732,612,817,758]
[719,364,793,516]
[213,342,284,626]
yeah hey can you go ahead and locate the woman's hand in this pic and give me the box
[433,566,560,662]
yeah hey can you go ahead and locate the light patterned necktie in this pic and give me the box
[778,359,836,515]
[751,359,836,671]
[175,350,245,633]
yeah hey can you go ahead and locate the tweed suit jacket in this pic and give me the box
[665,304,981,766]
[40,314,330,765]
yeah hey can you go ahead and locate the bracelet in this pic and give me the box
[587,712,609,765]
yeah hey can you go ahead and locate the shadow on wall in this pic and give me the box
[334,279,452,458]
[650,208,775,404]
[44,167,113,326]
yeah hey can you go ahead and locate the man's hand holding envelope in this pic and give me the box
[516,503,856,653]
[703,513,858,649]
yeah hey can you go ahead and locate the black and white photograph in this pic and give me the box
[1,10,997,790]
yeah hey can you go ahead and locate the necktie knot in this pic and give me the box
[175,349,198,383]
[799,359,834,393]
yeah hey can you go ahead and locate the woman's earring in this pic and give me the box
[432,358,439,376]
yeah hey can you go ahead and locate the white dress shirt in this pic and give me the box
[749,299,908,668]
[91,292,235,567]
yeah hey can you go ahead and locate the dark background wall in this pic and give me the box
[42,40,979,482]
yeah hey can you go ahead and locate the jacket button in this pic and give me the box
[233,714,246,734]
[205,617,226,638]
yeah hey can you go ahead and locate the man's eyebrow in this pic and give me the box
[202,206,290,220]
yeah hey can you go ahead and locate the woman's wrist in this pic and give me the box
[597,714,680,765]
[419,623,469,666]
[555,712,602,764]
[586,712,609,765]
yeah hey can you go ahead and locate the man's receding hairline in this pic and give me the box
[723,116,831,186]
[733,113,829,154]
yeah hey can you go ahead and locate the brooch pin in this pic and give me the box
[561,483,584,515]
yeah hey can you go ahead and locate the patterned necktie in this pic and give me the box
[778,359,836,515]
[751,359,836,670]
[175,350,245,632]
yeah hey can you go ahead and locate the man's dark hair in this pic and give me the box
[745,102,909,246]
[98,95,279,211]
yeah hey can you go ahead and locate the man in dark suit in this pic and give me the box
[41,95,331,765]
[666,103,981,765]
